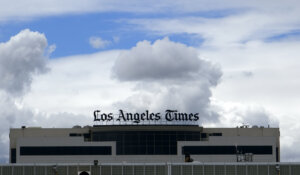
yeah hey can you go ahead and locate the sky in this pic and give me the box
[0,0,300,163]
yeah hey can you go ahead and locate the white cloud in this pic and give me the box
[0,0,299,163]
[128,11,300,48]
[0,91,35,163]
[0,29,50,162]
[0,29,49,96]
[47,44,56,56]
[212,100,279,127]
[0,0,299,23]
[118,1,300,161]
[113,36,120,43]
[113,37,221,83]
[23,50,132,115]
[112,38,222,123]
[1,0,300,162]
[5,33,300,162]
[0,90,93,162]
[89,36,111,49]
[22,38,222,125]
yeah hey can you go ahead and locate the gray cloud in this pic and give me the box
[37,112,91,128]
[113,37,220,84]
[0,91,91,163]
[242,71,253,78]
[214,102,280,128]
[242,109,279,127]
[0,92,36,163]
[0,29,50,163]
[0,29,48,96]
[112,38,222,123]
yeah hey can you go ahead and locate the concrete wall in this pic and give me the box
[10,126,280,164]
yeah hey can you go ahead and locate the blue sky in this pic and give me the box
[1,0,300,163]
[1,13,156,57]
[0,8,242,58]
[0,12,206,58]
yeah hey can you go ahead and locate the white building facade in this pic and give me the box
[9,125,280,164]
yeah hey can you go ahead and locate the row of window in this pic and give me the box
[18,145,273,156]
[182,146,273,155]
[20,146,111,156]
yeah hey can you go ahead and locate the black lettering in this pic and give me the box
[100,113,108,120]
[117,110,126,121]
[133,113,140,123]
[165,110,177,121]
[179,113,188,120]
[155,113,161,120]
[174,113,180,121]
[146,110,149,120]
[93,110,101,121]
[188,113,194,121]
[141,113,146,120]
[127,113,133,120]
[149,113,155,120]
[107,113,113,121]
[194,113,199,121]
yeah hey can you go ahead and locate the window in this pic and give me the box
[209,133,222,136]
[20,146,111,156]
[11,149,16,163]
[92,131,201,155]
[200,133,207,139]
[276,147,279,162]
[182,146,273,155]
[69,133,82,137]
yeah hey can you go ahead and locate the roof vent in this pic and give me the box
[72,125,81,128]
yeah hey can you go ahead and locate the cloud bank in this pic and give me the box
[0,27,296,162]
[0,29,49,163]
[0,29,48,96]
[112,38,222,123]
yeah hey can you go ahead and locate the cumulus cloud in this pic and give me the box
[113,37,220,84]
[0,90,91,163]
[0,92,36,163]
[112,38,222,123]
[212,100,279,128]
[242,108,278,127]
[0,29,50,162]
[0,29,49,96]
[0,95,91,163]
[89,36,111,49]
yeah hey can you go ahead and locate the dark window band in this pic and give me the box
[92,131,202,155]
[11,149,16,163]
[276,147,279,162]
[182,146,273,155]
[20,146,111,156]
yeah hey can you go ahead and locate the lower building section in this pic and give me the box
[9,125,280,163]
[0,162,296,175]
